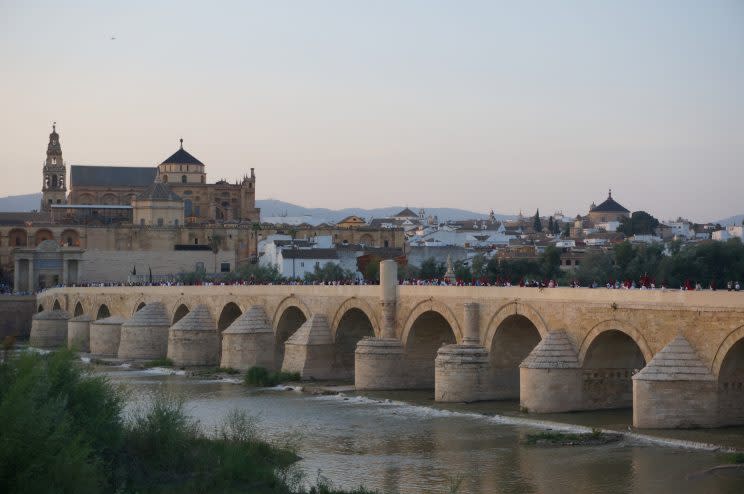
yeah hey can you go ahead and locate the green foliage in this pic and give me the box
[540,245,562,280]
[245,367,301,387]
[454,260,472,282]
[485,256,542,283]
[363,255,381,282]
[0,350,124,493]
[470,254,486,279]
[0,351,371,494]
[724,452,744,464]
[233,262,283,283]
[420,257,446,279]
[618,210,660,236]
[304,263,353,283]
[397,263,420,281]
[144,357,173,368]
[533,209,542,232]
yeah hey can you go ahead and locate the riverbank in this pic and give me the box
[0,349,374,494]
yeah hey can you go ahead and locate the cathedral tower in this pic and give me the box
[41,122,67,211]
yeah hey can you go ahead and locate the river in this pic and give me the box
[99,364,743,494]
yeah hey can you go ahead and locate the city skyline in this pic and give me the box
[1,1,742,221]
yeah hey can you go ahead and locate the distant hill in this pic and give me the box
[0,192,504,224]
[0,193,41,212]
[715,214,744,226]
[256,198,504,224]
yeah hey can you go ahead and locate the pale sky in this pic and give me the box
[1,1,742,222]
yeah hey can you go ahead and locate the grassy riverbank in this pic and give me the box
[0,350,373,494]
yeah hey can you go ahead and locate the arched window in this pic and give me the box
[51,175,58,187]
[184,199,192,217]
[201,175,205,184]
[181,175,187,183]
[162,175,168,183]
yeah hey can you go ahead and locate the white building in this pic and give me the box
[713,225,744,242]
[277,248,340,279]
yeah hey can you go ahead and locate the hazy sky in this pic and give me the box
[1,1,742,222]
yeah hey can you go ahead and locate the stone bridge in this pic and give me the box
[34,262,744,428]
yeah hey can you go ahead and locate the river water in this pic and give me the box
[100,365,743,494]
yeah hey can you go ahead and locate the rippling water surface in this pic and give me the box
[102,366,743,494]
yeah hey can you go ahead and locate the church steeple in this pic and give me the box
[41,122,67,211]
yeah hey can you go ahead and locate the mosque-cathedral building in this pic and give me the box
[0,125,402,290]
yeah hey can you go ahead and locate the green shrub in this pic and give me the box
[143,357,174,368]
[245,367,300,387]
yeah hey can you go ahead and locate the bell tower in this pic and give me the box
[41,122,67,211]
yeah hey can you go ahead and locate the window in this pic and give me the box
[56,199,61,203]
[15,237,21,246]
[181,175,187,183]
[220,262,230,272]
[575,260,580,266]
[201,175,205,184]
[194,238,199,245]
[157,218,164,226]
[300,262,305,267]
[565,259,572,266]
[184,199,192,217]
[66,237,73,246]
[163,175,168,183]
[51,158,57,165]
[384,240,389,248]
[140,219,145,226]
[48,199,53,204]
[315,261,320,268]
[174,219,179,226]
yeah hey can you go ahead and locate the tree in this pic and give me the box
[454,260,471,282]
[533,209,542,233]
[618,211,660,236]
[470,254,486,279]
[562,222,571,237]
[540,245,562,280]
[547,216,554,234]
[420,257,445,280]
[304,262,352,282]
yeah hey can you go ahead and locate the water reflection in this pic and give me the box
[102,367,742,494]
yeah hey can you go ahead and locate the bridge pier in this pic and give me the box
[282,314,336,380]
[632,334,718,428]
[30,310,70,348]
[167,304,219,366]
[67,314,92,352]
[519,331,583,413]
[89,316,127,357]
[355,260,407,390]
[119,303,170,360]
[221,305,275,371]
[435,303,490,402]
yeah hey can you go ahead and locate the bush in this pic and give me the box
[0,350,371,493]
[245,367,301,387]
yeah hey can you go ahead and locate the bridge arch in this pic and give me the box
[273,297,310,370]
[172,304,190,325]
[714,325,744,425]
[331,297,380,340]
[579,319,649,410]
[712,325,744,378]
[333,303,377,380]
[96,304,111,320]
[37,304,44,313]
[402,301,460,389]
[73,301,84,317]
[218,302,242,331]
[486,312,543,399]
[52,299,62,311]
[484,301,548,349]
[401,299,462,347]
[578,319,652,366]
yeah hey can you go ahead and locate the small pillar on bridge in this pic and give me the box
[68,314,93,352]
[90,316,128,357]
[519,330,582,413]
[119,302,171,360]
[633,334,717,428]
[167,304,219,366]
[435,302,490,402]
[221,305,275,371]
[282,314,336,380]
[355,260,407,390]
[30,309,71,348]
